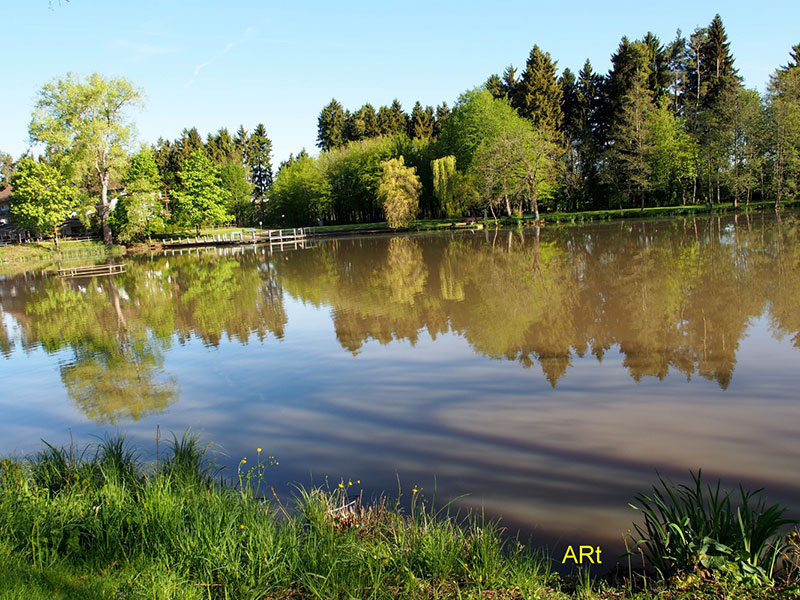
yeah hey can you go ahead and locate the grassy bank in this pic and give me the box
[302,198,800,238]
[1,436,798,599]
[0,240,124,265]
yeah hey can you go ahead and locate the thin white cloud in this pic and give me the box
[114,39,173,63]
[185,29,253,88]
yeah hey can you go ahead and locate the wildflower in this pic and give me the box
[338,482,344,489]
[239,524,245,530]
[241,458,247,464]
[257,447,262,453]
[412,487,418,494]
[348,480,353,486]
[357,480,361,484]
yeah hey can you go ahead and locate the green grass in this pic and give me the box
[1,436,798,599]
[0,240,124,265]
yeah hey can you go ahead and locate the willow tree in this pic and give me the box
[29,73,144,244]
[378,156,421,229]
[432,155,458,216]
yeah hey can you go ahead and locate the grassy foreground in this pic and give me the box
[1,436,799,600]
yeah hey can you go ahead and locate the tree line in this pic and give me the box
[3,14,799,240]
[281,14,799,227]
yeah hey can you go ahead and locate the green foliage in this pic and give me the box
[110,148,165,243]
[432,155,458,216]
[317,98,347,151]
[0,151,13,189]
[9,159,75,243]
[219,161,254,226]
[515,44,564,133]
[172,150,231,231]
[630,472,796,583]
[28,72,144,244]
[248,123,273,204]
[268,154,331,226]
[439,88,525,173]
[378,156,422,228]
[768,50,800,205]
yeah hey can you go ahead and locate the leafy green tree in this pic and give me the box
[474,123,561,220]
[111,148,164,243]
[728,89,767,206]
[767,44,800,207]
[28,72,144,244]
[317,98,347,150]
[172,150,231,232]
[515,45,563,134]
[438,88,526,173]
[432,155,458,216]
[378,156,421,228]
[10,158,75,248]
[220,162,254,225]
[648,99,698,204]
[268,155,331,226]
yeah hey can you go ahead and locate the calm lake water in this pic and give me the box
[2,211,799,563]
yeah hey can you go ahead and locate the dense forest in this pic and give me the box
[3,14,800,239]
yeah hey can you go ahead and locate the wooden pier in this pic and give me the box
[58,263,127,278]
[161,228,308,249]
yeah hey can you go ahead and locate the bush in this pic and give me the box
[630,471,797,583]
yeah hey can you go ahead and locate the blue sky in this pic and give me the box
[2,1,798,165]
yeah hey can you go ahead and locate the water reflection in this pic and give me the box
[1,212,799,557]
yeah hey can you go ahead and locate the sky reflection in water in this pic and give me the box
[1,212,799,559]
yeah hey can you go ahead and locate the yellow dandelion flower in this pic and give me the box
[257,448,262,453]
[348,480,353,486]
[241,458,247,464]
[357,480,361,484]
[412,487,418,494]
[239,524,245,530]
[338,482,344,488]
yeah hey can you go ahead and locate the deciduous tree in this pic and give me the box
[28,72,144,244]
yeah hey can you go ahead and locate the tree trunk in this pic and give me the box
[101,172,112,245]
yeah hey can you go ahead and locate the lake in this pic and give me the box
[1,211,799,564]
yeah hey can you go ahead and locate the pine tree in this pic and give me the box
[234,125,249,167]
[356,104,380,138]
[434,102,451,138]
[485,74,505,100]
[317,99,346,150]
[409,102,434,139]
[206,128,236,165]
[515,45,563,133]
[248,124,274,219]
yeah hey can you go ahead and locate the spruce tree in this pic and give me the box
[516,45,563,134]
[234,125,249,167]
[317,99,346,150]
[485,74,505,100]
[409,102,434,139]
[434,102,451,138]
[248,124,274,218]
